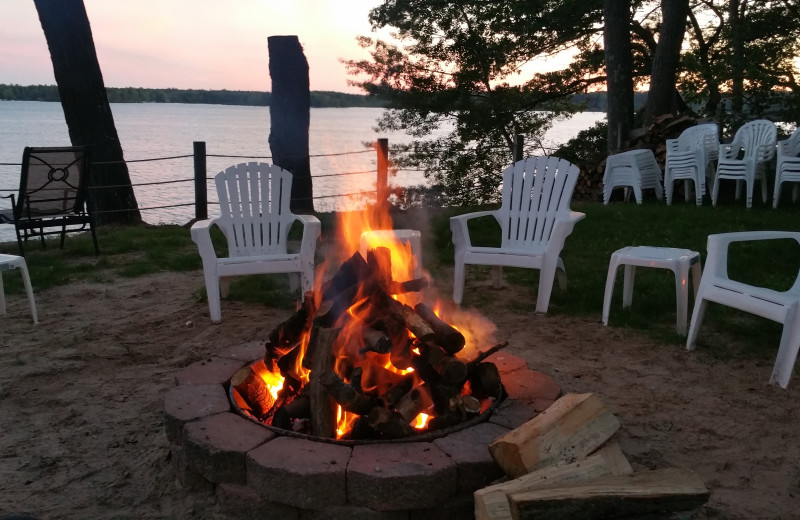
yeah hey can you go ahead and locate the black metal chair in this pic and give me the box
[0,146,99,256]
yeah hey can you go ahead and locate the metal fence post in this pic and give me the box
[193,141,207,220]
[377,138,389,207]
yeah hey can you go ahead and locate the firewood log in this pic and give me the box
[318,370,379,415]
[474,443,633,520]
[415,303,465,355]
[468,361,503,399]
[265,290,317,362]
[231,365,274,418]
[488,393,621,478]
[394,387,428,423]
[322,251,369,302]
[378,373,416,409]
[360,326,392,354]
[420,341,468,385]
[271,394,311,430]
[307,327,340,438]
[366,407,417,439]
[508,468,710,520]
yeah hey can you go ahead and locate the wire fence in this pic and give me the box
[0,139,427,223]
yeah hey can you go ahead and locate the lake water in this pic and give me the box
[0,101,605,242]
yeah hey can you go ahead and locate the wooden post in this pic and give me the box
[377,137,389,209]
[514,134,524,162]
[193,141,207,221]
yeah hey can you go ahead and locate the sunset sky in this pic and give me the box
[0,0,389,93]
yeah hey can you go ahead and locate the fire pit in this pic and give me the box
[163,209,562,517]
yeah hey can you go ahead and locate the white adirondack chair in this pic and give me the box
[664,123,719,205]
[450,156,585,313]
[712,119,777,208]
[686,231,800,388]
[191,163,321,322]
[772,127,800,208]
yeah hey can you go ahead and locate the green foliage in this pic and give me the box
[344,0,612,206]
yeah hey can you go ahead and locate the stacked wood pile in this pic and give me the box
[232,248,506,440]
[475,393,709,520]
[573,113,711,202]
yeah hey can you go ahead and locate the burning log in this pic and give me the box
[360,326,392,354]
[366,407,417,439]
[231,365,274,418]
[307,327,341,438]
[265,291,317,361]
[410,354,463,415]
[389,278,428,294]
[414,303,465,355]
[379,373,416,409]
[394,387,428,423]
[319,370,379,415]
[384,296,436,341]
[468,361,503,400]
[272,394,311,430]
[419,341,468,386]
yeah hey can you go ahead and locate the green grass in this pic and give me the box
[2,199,799,367]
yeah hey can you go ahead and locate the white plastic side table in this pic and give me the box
[0,253,38,324]
[603,149,664,205]
[602,246,701,336]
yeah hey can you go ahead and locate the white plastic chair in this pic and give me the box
[664,123,719,205]
[450,156,585,313]
[191,163,321,322]
[686,231,800,388]
[712,119,777,208]
[602,149,663,205]
[772,127,800,208]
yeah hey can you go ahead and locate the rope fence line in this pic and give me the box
[1,134,530,219]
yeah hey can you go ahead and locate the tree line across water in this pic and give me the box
[0,84,388,108]
[0,83,651,112]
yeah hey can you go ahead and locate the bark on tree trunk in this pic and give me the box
[603,0,635,153]
[729,0,745,124]
[642,0,690,125]
[268,35,315,214]
[33,0,141,226]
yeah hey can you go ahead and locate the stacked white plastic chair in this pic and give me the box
[191,163,321,322]
[450,156,585,313]
[602,149,663,204]
[663,123,719,205]
[772,127,800,208]
[686,231,800,388]
[712,119,777,208]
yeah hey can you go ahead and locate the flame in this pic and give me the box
[412,413,430,429]
[252,361,285,401]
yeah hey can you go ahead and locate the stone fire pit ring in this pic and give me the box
[163,341,561,519]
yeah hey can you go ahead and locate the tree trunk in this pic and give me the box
[642,0,690,125]
[729,0,745,124]
[603,0,634,153]
[268,35,314,214]
[33,0,141,225]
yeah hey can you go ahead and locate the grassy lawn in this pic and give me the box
[2,198,799,366]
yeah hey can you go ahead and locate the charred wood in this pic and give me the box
[414,303,465,355]
[367,407,417,439]
[308,327,340,438]
[319,370,379,415]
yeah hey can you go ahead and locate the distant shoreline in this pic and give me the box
[0,84,639,112]
[0,84,388,108]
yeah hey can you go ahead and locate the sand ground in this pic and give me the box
[0,267,798,519]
